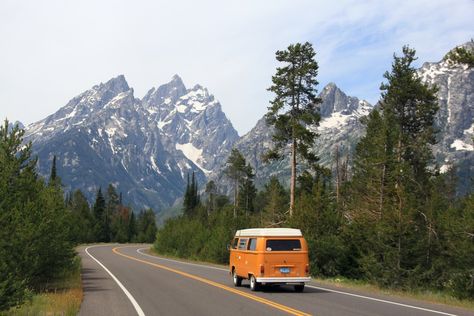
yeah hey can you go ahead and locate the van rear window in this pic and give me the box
[266,239,301,251]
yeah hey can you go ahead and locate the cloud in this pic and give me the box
[0,0,472,134]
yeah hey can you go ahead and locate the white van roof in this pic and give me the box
[235,228,302,237]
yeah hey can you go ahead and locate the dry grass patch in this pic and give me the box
[5,256,83,316]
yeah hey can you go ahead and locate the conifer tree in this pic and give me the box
[205,180,217,216]
[93,188,107,242]
[129,211,137,242]
[68,189,94,243]
[49,155,58,185]
[224,148,247,217]
[238,164,257,216]
[183,172,200,216]
[265,42,321,216]
[261,176,288,227]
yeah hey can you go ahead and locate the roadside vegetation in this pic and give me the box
[3,256,82,316]
[155,42,474,305]
[0,120,157,312]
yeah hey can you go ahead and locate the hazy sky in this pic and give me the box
[1,0,473,135]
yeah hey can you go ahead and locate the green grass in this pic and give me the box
[4,256,83,316]
[314,276,474,311]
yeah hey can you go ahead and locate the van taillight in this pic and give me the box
[305,264,309,275]
[260,265,264,275]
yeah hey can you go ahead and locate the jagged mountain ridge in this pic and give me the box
[25,75,238,211]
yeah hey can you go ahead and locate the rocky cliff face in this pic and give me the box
[25,75,238,211]
[419,41,474,193]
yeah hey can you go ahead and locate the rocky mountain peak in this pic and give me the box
[142,75,187,109]
[319,82,366,117]
[102,74,130,94]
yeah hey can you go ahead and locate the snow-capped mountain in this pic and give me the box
[25,75,238,211]
[234,83,372,187]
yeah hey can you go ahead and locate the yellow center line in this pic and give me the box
[112,246,312,316]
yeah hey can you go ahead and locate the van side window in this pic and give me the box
[231,238,239,249]
[238,238,248,250]
[266,239,301,251]
[248,238,257,251]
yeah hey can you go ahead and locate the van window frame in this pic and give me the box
[231,238,239,249]
[238,238,248,250]
[247,238,257,251]
[265,239,302,251]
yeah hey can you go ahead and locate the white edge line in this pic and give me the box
[305,285,458,316]
[136,247,228,272]
[85,245,146,316]
[137,247,458,316]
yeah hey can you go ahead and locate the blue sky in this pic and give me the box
[1,0,473,134]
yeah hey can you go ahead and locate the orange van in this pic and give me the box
[229,228,311,292]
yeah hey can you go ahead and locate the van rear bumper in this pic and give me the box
[256,277,311,283]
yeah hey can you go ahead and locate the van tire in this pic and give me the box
[232,269,242,287]
[249,275,259,291]
[294,284,305,292]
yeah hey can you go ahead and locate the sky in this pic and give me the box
[1,0,473,135]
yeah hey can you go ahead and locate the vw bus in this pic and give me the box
[229,228,310,292]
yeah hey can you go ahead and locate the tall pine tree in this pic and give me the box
[265,42,321,216]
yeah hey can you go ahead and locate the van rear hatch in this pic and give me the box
[262,238,308,278]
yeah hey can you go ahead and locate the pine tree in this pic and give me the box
[93,188,107,242]
[68,189,94,243]
[183,172,200,217]
[238,164,257,216]
[106,184,119,241]
[129,211,137,242]
[444,41,474,67]
[205,180,217,216]
[347,46,440,287]
[224,148,247,217]
[49,155,58,185]
[0,120,73,310]
[261,176,288,227]
[265,42,321,216]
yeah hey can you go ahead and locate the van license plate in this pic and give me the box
[280,267,290,273]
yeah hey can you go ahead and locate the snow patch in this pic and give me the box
[150,155,161,174]
[451,139,474,151]
[175,142,211,174]
[318,111,350,129]
[440,164,451,173]
[158,120,172,129]
[176,104,187,113]
[464,123,474,136]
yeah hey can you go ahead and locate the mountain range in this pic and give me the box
[22,42,473,218]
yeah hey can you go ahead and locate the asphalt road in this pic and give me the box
[78,244,474,316]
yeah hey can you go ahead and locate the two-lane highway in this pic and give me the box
[78,245,474,316]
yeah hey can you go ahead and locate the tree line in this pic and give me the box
[0,121,157,311]
[67,184,157,245]
[155,43,474,300]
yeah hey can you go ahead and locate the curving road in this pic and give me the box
[78,245,474,316]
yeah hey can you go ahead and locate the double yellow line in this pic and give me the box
[112,247,312,316]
